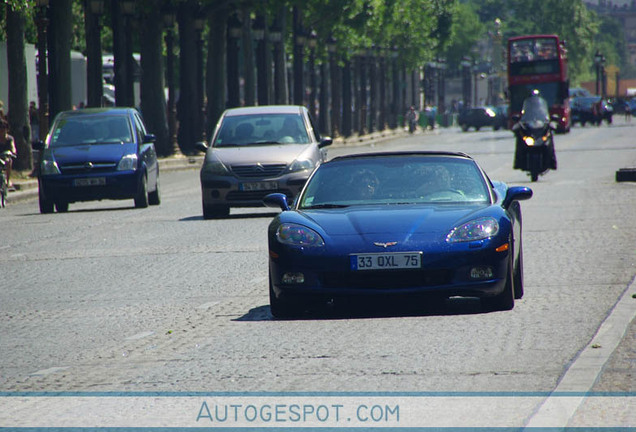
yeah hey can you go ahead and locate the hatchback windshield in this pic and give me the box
[214,114,310,147]
[299,156,491,208]
[50,115,133,147]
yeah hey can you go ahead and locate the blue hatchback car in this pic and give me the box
[264,151,533,317]
[34,108,160,213]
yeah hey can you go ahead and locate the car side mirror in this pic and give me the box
[511,114,521,123]
[319,137,333,148]
[263,193,290,211]
[195,141,209,153]
[503,186,533,209]
[143,134,156,143]
[32,140,45,151]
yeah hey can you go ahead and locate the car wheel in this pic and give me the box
[269,278,297,319]
[39,188,54,214]
[483,259,515,312]
[134,175,149,208]
[148,178,160,205]
[55,201,69,212]
[202,201,229,219]
[514,238,524,299]
[461,124,469,132]
[475,126,481,131]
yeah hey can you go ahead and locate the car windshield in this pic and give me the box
[49,115,133,147]
[213,114,310,147]
[299,155,491,208]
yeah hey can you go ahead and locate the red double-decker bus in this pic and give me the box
[507,34,570,133]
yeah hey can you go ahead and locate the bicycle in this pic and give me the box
[0,150,16,208]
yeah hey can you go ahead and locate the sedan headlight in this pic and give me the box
[40,159,61,175]
[289,158,316,173]
[202,160,230,175]
[446,217,499,243]
[276,223,325,247]
[117,153,138,171]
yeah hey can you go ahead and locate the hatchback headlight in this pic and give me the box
[202,160,229,175]
[117,153,138,171]
[40,159,61,175]
[447,217,499,243]
[289,158,316,173]
[276,223,324,247]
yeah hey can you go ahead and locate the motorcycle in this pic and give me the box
[512,93,558,182]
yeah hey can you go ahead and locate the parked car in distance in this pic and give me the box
[33,107,160,213]
[457,106,502,132]
[264,151,533,318]
[195,105,332,219]
[570,96,613,126]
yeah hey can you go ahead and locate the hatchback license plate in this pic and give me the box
[240,181,278,191]
[74,177,106,187]
[350,252,422,271]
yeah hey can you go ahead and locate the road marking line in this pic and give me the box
[197,301,220,310]
[29,366,69,376]
[124,331,155,341]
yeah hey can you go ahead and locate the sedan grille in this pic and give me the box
[231,164,287,178]
[321,269,452,290]
[59,162,117,175]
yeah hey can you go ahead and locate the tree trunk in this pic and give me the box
[207,6,228,134]
[6,6,32,171]
[139,6,169,156]
[48,0,73,117]
[176,0,198,154]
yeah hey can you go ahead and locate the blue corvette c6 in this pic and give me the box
[264,152,533,317]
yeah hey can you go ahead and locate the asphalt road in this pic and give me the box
[1,120,635,428]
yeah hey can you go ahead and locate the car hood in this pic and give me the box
[211,144,314,165]
[50,143,136,164]
[299,204,492,243]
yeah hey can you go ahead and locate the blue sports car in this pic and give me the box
[264,151,533,317]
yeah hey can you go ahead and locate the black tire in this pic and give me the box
[483,260,515,312]
[148,179,160,205]
[134,175,149,208]
[0,175,6,208]
[461,124,469,132]
[269,279,297,319]
[202,201,229,219]
[38,187,54,214]
[55,201,69,212]
[514,238,524,299]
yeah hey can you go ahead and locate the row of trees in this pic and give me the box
[0,0,629,173]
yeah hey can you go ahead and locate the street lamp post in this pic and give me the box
[194,16,205,141]
[461,57,471,109]
[121,0,136,107]
[595,50,603,96]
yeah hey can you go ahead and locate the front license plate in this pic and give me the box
[240,181,278,191]
[73,177,106,187]
[350,252,422,271]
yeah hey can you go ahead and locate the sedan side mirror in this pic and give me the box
[263,193,290,211]
[195,141,209,153]
[503,186,533,209]
[319,137,333,148]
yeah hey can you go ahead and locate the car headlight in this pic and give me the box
[40,159,61,175]
[289,158,316,173]
[447,217,499,243]
[117,153,138,171]
[276,223,325,247]
[202,160,229,175]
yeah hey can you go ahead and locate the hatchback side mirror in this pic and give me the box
[195,141,209,153]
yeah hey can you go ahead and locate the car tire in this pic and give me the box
[461,124,469,132]
[55,201,69,213]
[39,188,54,214]
[269,279,297,319]
[483,259,515,312]
[148,179,160,205]
[514,238,524,299]
[202,201,229,219]
[134,175,149,208]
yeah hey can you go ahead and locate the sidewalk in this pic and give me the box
[6,127,412,205]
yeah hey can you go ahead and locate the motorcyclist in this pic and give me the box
[513,90,557,171]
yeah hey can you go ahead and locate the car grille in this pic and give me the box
[320,269,452,290]
[59,162,117,175]
[226,188,293,202]
[231,164,287,178]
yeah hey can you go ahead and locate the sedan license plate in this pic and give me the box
[350,252,422,271]
[240,181,278,191]
[73,177,106,187]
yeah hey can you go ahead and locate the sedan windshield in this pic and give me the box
[50,115,133,147]
[213,114,310,147]
[299,155,491,208]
